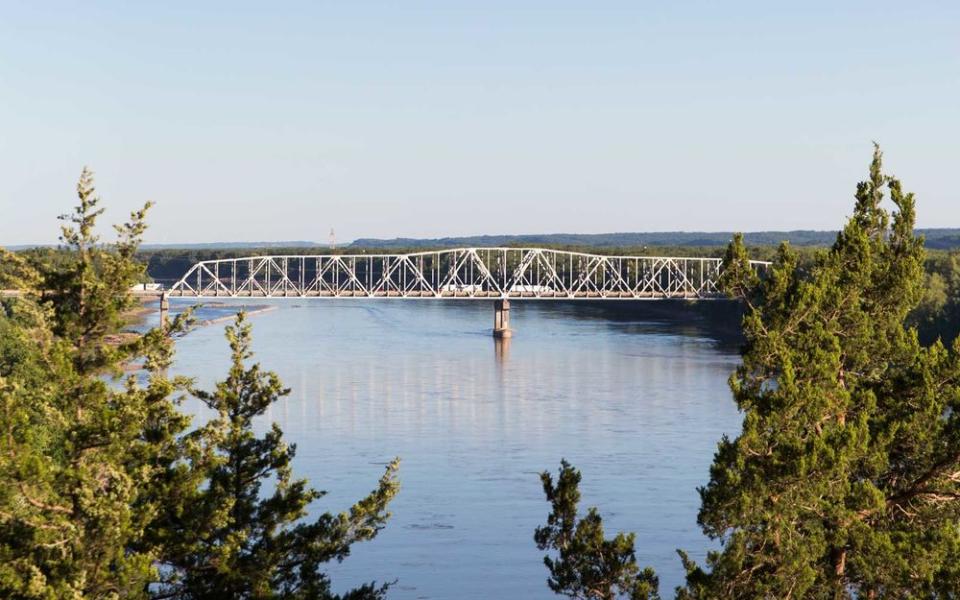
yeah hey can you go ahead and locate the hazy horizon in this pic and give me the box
[3,2,958,246]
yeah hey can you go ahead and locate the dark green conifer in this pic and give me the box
[536,461,660,600]
[0,168,194,598]
[717,232,759,301]
[681,145,960,598]
[1,169,398,599]
[157,312,400,599]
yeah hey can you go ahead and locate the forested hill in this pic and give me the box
[10,229,960,253]
[350,228,960,250]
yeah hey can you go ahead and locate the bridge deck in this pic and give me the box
[163,290,708,299]
[168,248,768,300]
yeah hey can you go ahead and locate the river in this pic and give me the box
[162,299,743,599]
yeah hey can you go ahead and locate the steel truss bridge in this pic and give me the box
[168,248,768,300]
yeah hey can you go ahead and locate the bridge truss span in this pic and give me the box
[168,248,769,300]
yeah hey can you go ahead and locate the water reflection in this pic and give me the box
[494,335,511,364]
[170,299,743,599]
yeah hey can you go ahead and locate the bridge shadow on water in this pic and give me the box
[150,296,748,353]
[508,299,746,352]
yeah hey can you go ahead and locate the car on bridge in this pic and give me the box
[509,284,554,294]
[440,284,484,293]
[130,283,164,291]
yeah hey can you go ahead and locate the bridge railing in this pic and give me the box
[168,248,770,300]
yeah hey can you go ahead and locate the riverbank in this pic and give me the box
[131,298,277,331]
[114,300,277,371]
[192,303,277,327]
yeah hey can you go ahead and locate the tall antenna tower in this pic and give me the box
[328,227,336,250]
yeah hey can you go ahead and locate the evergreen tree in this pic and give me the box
[0,168,194,598]
[157,312,400,599]
[536,461,660,600]
[679,145,960,597]
[716,233,759,302]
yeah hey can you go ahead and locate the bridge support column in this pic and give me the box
[493,299,512,338]
[160,292,169,332]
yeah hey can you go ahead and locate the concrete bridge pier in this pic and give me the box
[159,292,169,332]
[493,298,512,338]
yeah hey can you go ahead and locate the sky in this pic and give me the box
[1,1,958,245]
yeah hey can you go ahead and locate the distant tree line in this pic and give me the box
[350,229,960,250]
[8,235,960,351]
[15,242,948,349]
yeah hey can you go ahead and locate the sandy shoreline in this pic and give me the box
[131,299,277,329]
[193,304,277,327]
[115,301,277,371]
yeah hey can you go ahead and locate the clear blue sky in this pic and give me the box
[1,1,958,245]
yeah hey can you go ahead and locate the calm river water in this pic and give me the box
[164,299,743,599]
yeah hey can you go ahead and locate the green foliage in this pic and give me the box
[0,249,41,292]
[156,313,400,599]
[535,461,660,600]
[717,233,760,301]
[0,168,399,599]
[678,145,960,598]
[0,167,194,598]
